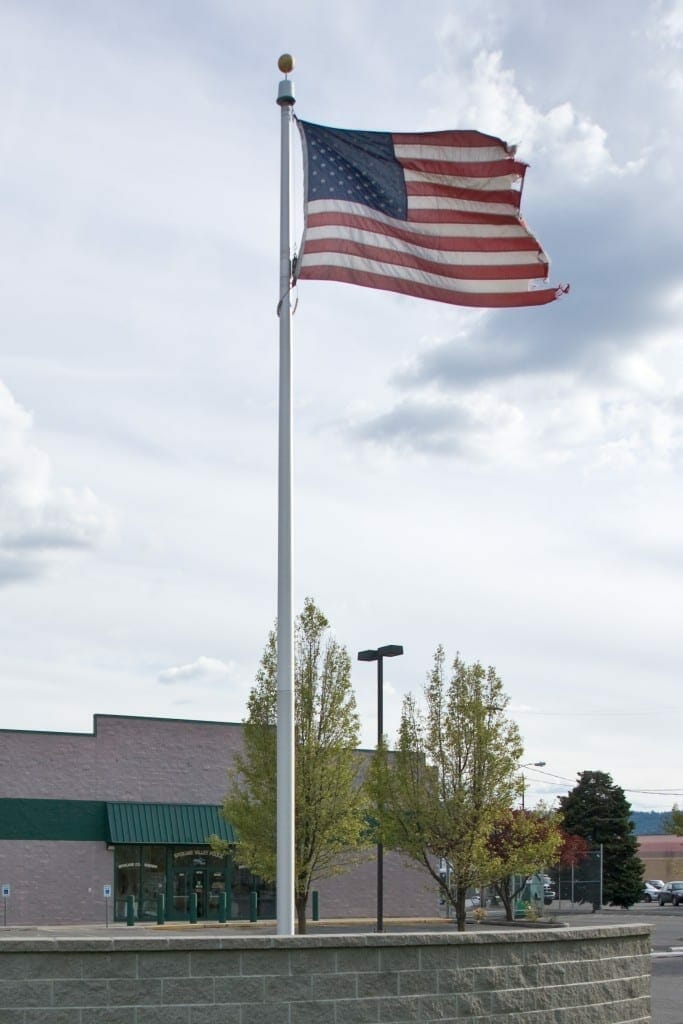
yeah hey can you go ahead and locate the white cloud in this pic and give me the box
[158,656,237,686]
[652,0,683,45]
[423,36,644,182]
[0,380,113,580]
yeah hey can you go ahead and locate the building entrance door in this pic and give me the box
[172,868,209,918]
[191,868,208,918]
[171,863,227,919]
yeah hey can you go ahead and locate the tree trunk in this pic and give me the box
[454,889,467,932]
[495,880,514,921]
[296,893,308,934]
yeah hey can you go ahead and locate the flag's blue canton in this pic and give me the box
[301,122,407,220]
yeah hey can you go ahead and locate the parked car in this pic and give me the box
[658,881,683,906]
[646,879,665,889]
[642,882,661,902]
[543,884,556,905]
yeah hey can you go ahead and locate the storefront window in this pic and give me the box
[140,845,166,920]
[114,845,141,921]
[114,844,166,920]
[112,844,275,921]
[231,864,275,920]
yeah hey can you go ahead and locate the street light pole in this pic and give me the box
[519,761,546,810]
[357,643,403,933]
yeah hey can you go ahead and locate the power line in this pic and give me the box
[516,708,682,717]
[522,767,683,799]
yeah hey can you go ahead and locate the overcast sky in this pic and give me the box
[1,0,682,812]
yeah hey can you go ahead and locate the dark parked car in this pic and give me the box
[658,881,683,906]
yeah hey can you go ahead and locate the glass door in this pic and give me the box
[208,869,227,917]
[170,849,229,920]
[172,869,191,918]
[172,868,208,918]
[192,869,207,918]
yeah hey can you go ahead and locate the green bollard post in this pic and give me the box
[126,895,135,927]
[249,891,258,923]
[156,893,165,925]
[218,892,227,924]
[312,890,319,921]
[189,892,198,924]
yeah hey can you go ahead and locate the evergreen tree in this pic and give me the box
[217,598,369,932]
[559,771,644,909]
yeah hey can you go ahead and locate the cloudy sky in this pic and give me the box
[1,0,682,812]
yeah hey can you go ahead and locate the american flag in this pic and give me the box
[295,120,567,309]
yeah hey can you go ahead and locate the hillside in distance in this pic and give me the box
[631,810,671,835]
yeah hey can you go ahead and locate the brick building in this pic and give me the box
[637,834,683,883]
[0,714,435,925]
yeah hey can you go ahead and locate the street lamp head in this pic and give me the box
[378,644,404,658]
[357,645,404,661]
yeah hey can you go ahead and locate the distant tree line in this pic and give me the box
[631,810,672,835]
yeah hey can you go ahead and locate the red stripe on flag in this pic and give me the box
[391,130,513,150]
[406,208,521,225]
[406,181,522,207]
[399,157,526,180]
[297,263,560,308]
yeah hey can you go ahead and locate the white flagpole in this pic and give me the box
[275,54,295,936]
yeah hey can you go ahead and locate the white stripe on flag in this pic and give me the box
[394,144,511,162]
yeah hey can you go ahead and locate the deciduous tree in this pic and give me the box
[558,830,591,869]
[216,598,368,932]
[488,807,562,921]
[369,647,523,931]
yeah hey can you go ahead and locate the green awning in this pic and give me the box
[106,802,236,845]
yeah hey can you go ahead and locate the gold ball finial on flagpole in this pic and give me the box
[278,54,295,75]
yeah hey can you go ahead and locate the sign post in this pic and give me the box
[103,884,112,928]
[2,884,9,927]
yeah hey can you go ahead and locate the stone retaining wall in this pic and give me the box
[0,924,651,1023]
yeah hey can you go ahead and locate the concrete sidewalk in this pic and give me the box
[0,901,603,940]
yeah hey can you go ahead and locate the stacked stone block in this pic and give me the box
[0,924,651,1023]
